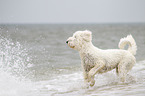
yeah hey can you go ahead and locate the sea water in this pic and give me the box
[0,24,145,96]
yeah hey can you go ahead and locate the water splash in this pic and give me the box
[0,36,34,96]
[0,36,33,78]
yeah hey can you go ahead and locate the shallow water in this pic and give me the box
[0,24,145,96]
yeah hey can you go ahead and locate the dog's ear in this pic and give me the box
[82,30,92,42]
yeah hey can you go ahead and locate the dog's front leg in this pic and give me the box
[88,62,105,86]
[81,69,91,88]
[81,61,90,88]
[83,70,89,83]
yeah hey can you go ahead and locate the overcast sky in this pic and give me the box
[0,0,145,24]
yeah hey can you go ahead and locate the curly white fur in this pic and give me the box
[66,30,137,87]
[119,35,137,55]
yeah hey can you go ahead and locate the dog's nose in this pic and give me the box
[66,41,68,44]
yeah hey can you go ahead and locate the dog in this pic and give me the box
[66,30,137,87]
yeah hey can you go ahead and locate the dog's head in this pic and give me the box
[66,30,92,51]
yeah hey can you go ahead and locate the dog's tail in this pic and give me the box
[118,35,137,55]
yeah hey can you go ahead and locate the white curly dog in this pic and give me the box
[66,30,137,87]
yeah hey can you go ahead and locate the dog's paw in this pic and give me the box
[90,79,95,87]
[90,82,95,87]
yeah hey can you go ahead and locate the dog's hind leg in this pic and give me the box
[118,66,127,82]
[118,58,135,83]
[118,62,132,82]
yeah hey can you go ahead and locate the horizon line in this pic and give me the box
[0,22,145,25]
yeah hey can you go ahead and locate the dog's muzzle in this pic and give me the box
[66,40,75,48]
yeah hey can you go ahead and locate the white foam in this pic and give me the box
[39,60,145,95]
[0,71,34,96]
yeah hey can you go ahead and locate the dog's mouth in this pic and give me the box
[68,44,75,49]
[67,42,75,49]
[69,46,75,48]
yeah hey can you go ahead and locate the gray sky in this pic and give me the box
[0,0,145,24]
